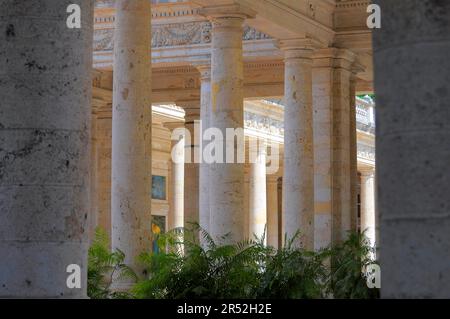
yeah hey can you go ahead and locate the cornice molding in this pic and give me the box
[244,61,283,70]
[335,0,371,9]
[153,66,198,75]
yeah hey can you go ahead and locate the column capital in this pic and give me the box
[278,38,322,61]
[174,100,200,121]
[193,63,211,81]
[164,121,185,132]
[199,4,256,21]
[175,99,200,110]
[312,47,357,70]
[360,166,376,177]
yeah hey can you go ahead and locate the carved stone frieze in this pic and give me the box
[93,21,271,51]
[244,112,284,137]
[93,29,114,51]
[152,22,211,47]
[95,0,115,8]
[357,143,375,161]
[242,26,271,41]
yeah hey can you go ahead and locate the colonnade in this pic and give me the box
[0,0,378,298]
[2,0,448,300]
[108,3,377,255]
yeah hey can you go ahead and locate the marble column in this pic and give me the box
[196,65,212,233]
[349,73,358,232]
[178,102,200,230]
[312,51,334,250]
[0,0,93,298]
[374,1,450,298]
[280,39,315,249]
[312,48,356,250]
[360,168,376,250]
[201,6,254,244]
[90,111,99,242]
[244,169,250,238]
[248,141,267,242]
[266,175,279,248]
[111,0,152,275]
[277,177,284,247]
[166,123,185,231]
[332,52,354,242]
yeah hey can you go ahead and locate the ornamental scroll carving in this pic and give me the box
[94,29,114,51]
[152,22,212,47]
[94,22,271,51]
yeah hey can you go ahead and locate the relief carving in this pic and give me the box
[94,21,271,51]
[94,29,114,51]
[244,112,284,137]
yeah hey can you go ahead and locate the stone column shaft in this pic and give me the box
[312,48,356,249]
[312,62,334,250]
[281,40,315,249]
[112,0,152,273]
[333,66,352,240]
[349,74,358,232]
[179,103,200,230]
[0,0,93,298]
[360,169,376,250]
[248,142,267,242]
[167,124,185,230]
[90,112,99,241]
[374,1,450,297]
[266,176,279,248]
[197,65,212,233]
[204,9,251,244]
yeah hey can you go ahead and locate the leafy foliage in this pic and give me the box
[256,232,328,299]
[87,228,137,299]
[133,226,329,299]
[327,231,380,299]
[133,226,262,299]
[88,226,379,299]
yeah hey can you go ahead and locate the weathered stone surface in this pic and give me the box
[181,104,200,231]
[111,0,152,277]
[248,143,267,242]
[312,48,355,249]
[167,124,184,231]
[282,47,314,249]
[360,168,376,250]
[0,0,93,298]
[197,65,212,235]
[266,176,279,248]
[208,16,246,244]
[374,0,450,298]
